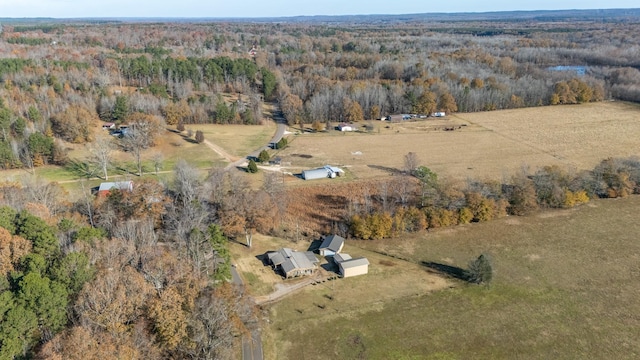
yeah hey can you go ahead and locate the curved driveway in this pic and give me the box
[226,107,287,169]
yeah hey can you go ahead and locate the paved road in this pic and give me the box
[231,266,243,287]
[242,330,263,360]
[231,266,264,360]
[228,107,287,169]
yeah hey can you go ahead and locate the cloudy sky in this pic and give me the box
[0,0,637,18]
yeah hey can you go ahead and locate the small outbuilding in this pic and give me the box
[318,234,345,257]
[97,181,134,197]
[337,257,369,278]
[302,165,345,180]
[333,253,352,263]
[337,123,355,132]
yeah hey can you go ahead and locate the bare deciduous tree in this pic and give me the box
[89,135,114,180]
[404,152,420,175]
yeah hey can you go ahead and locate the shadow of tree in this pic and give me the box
[367,164,403,175]
[422,261,471,282]
[65,159,96,178]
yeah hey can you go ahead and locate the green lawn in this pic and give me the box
[0,123,276,193]
[265,197,640,359]
[189,123,276,157]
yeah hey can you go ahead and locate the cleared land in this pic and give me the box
[264,196,640,359]
[276,101,640,181]
[0,122,276,195]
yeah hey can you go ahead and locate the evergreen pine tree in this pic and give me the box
[467,254,493,284]
[247,159,258,173]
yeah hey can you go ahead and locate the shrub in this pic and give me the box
[458,207,473,224]
[563,189,590,208]
[195,130,204,144]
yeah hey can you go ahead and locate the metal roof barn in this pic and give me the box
[302,167,330,180]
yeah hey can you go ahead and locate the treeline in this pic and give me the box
[0,161,261,359]
[118,55,269,94]
[6,36,49,45]
[347,156,640,240]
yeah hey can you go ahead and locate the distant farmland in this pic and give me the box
[277,101,640,181]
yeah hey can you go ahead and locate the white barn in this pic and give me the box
[301,165,344,180]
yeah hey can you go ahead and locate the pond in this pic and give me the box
[547,65,587,75]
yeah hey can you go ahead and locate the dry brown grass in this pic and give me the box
[276,101,640,181]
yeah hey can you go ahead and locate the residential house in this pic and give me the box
[267,248,319,279]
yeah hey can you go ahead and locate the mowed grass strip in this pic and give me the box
[265,196,640,359]
[188,122,276,158]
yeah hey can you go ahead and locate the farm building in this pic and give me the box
[336,256,369,278]
[389,114,412,122]
[318,234,345,257]
[336,123,355,131]
[333,253,352,263]
[97,181,133,197]
[302,165,345,180]
[267,248,319,279]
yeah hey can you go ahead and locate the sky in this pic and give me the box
[0,0,637,18]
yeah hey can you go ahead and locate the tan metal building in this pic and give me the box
[337,257,369,278]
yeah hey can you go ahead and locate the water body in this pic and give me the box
[547,65,587,76]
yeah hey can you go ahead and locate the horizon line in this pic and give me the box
[1,7,640,21]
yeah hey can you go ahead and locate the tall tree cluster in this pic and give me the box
[334,155,640,240]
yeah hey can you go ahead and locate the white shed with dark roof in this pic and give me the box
[318,234,345,257]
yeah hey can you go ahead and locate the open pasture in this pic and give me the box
[265,196,640,359]
[277,102,640,181]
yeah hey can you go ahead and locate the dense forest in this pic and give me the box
[0,162,261,359]
[2,12,640,358]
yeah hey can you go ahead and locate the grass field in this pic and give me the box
[0,122,277,194]
[276,101,640,181]
[263,196,640,359]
